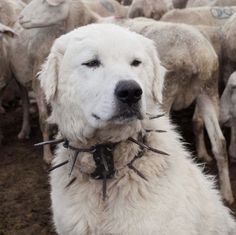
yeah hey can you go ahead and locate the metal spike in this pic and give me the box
[128,137,169,156]
[101,151,109,172]
[145,129,167,133]
[34,138,65,147]
[68,151,79,176]
[102,171,107,201]
[148,114,165,120]
[65,177,77,188]
[49,160,69,172]
[127,163,148,181]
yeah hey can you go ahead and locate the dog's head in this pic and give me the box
[39,24,165,142]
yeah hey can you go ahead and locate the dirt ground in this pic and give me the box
[0,103,236,235]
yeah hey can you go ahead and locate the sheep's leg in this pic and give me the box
[0,85,7,114]
[229,118,236,161]
[192,106,212,162]
[197,94,234,204]
[0,96,5,113]
[32,79,53,164]
[17,83,31,139]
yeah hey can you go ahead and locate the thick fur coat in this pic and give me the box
[39,23,236,235]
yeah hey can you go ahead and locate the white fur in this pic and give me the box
[39,23,236,235]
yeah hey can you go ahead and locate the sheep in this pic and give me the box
[220,72,236,161]
[101,16,234,204]
[0,0,32,142]
[161,6,236,26]
[87,0,128,17]
[128,0,173,20]
[0,23,16,114]
[0,23,16,145]
[187,0,236,8]
[161,7,234,79]
[221,13,236,82]
[162,8,236,164]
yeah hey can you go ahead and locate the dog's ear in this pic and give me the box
[149,43,166,104]
[39,38,66,102]
[0,23,17,39]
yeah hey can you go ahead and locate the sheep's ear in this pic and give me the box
[150,44,166,104]
[38,41,65,102]
[0,24,17,38]
[46,0,65,6]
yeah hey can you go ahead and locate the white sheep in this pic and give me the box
[0,23,16,145]
[0,0,32,142]
[220,72,236,160]
[221,13,236,82]
[187,0,236,8]
[19,0,127,28]
[86,0,128,17]
[161,6,236,26]
[0,24,16,110]
[128,0,173,20]
[162,8,236,166]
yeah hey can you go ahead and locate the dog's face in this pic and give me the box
[40,24,165,142]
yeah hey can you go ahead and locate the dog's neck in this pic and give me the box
[61,131,144,176]
[47,113,169,199]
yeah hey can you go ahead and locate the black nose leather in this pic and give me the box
[115,80,143,104]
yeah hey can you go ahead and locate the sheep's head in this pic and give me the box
[223,13,236,63]
[128,0,173,20]
[19,0,70,29]
[220,72,236,126]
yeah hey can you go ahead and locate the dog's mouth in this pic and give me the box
[110,109,143,122]
[92,110,143,124]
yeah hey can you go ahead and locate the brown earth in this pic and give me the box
[0,103,236,235]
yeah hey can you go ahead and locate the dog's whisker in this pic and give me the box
[34,138,65,146]
[127,163,148,181]
[128,137,169,156]
[49,160,69,172]
[145,129,167,133]
[103,171,107,201]
[65,177,77,188]
[69,150,80,176]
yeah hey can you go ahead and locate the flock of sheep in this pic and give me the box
[0,0,236,205]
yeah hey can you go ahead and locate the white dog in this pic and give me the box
[39,23,236,235]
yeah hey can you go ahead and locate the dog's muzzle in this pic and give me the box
[113,80,143,121]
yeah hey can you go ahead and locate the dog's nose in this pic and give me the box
[115,80,142,104]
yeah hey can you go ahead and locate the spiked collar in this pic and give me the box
[35,113,169,200]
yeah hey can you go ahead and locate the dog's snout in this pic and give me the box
[115,80,142,104]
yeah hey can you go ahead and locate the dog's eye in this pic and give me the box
[131,59,141,67]
[82,59,101,68]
